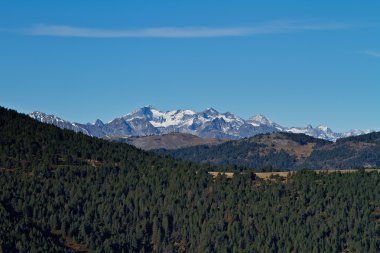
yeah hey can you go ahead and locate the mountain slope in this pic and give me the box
[157,133,329,170]
[109,132,227,150]
[158,132,380,170]
[304,131,380,169]
[29,106,373,142]
[29,111,90,135]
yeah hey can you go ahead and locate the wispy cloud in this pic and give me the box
[364,50,380,58]
[24,21,349,38]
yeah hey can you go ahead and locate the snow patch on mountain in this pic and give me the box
[29,106,375,142]
[29,111,90,135]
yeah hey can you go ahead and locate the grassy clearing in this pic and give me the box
[209,169,380,180]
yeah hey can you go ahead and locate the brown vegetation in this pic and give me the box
[209,169,380,180]
[108,132,227,150]
[51,229,89,252]
[253,133,316,159]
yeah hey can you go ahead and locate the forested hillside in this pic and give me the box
[0,107,208,172]
[304,131,380,169]
[159,131,380,170]
[1,107,380,252]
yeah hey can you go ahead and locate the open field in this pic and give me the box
[209,169,380,179]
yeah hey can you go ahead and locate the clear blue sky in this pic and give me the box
[0,1,379,132]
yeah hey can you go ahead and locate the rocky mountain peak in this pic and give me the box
[29,106,374,142]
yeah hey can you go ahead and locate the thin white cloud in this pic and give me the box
[364,50,380,58]
[25,21,349,38]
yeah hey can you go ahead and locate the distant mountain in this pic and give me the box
[110,132,227,150]
[29,106,373,142]
[29,111,90,135]
[159,131,380,170]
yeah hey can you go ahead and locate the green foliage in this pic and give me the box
[1,168,379,252]
[1,107,380,252]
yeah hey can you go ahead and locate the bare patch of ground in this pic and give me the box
[253,133,316,159]
[51,229,89,252]
[109,133,227,150]
[209,169,380,180]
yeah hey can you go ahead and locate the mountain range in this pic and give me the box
[29,106,373,142]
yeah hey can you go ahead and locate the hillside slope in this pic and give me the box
[159,132,380,170]
[109,133,227,150]
[304,131,380,169]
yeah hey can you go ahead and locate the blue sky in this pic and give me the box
[0,1,379,132]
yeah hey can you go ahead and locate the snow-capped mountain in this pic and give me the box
[29,106,374,142]
[285,124,337,141]
[29,111,90,135]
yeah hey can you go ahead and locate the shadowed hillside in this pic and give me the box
[158,131,380,170]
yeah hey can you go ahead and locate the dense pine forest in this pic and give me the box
[1,107,380,252]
